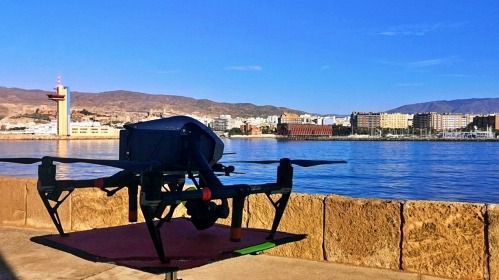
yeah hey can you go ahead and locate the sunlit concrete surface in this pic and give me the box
[0,226,447,280]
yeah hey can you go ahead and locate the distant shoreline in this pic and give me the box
[0,133,497,142]
[228,135,499,142]
[0,134,119,140]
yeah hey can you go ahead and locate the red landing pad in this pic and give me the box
[31,218,304,273]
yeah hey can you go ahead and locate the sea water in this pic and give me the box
[1,139,498,203]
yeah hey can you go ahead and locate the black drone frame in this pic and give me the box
[17,152,294,264]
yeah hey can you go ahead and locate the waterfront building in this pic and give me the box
[299,114,315,124]
[350,112,380,133]
[441,113,473,131]
[414,113,475,131]
[70,122,119,137]
[322,116,335,125]
[211,115,233,132]
[47,77,71,136]
[24,121,57,134]
[380,113,411,129]
[240,122,262,135]
[266,115,280,127]
[278,112,302,124]
[412,112,443,131]
[335,116,351,127]
[464,114,477,127]
[277,123,332,137]
[473,114,499,131]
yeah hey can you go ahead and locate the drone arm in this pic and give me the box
[190,149,224,190]
[37,170,137,236]
[190,147,229,219]
[61,171,138,223]
[54,170,135,193]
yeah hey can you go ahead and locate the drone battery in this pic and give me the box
[119,129,183,163]
[119,116,224,168]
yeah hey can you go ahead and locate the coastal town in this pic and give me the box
[1,103,498,140]
[0,80,497,140]
[1,104,498,140]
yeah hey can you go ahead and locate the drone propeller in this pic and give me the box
[233,159,347,167]
[49,157,160,171]
[0,158,42,164]
[0,156,160,172]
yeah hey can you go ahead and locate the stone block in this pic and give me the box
[71,186,189,231]
[71,188,129,231]
[324,195,401,270]
[0,176,29,226]
[403,200,486,280]
[487,204,499,280]
[26,180,71,230]
[248,193,325,261]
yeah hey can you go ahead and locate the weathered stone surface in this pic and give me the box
[403,200,486,280]
[487,204,499,280]
[324,195,401,270]
[26,180,71,230]
[71,188,129,231]
[71,186,189,231]
[248,193,325,261]
[0,176,29,226]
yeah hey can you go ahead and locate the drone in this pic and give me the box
[0,116,346,263]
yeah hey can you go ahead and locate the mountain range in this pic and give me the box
[0,86,498,120]
[388,98,499,114]
[0,87,304,119]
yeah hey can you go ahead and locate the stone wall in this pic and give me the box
[0,176,497,280]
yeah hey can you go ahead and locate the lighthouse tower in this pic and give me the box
[47,77,71,136]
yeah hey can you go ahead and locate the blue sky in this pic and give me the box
[0,1,498,114]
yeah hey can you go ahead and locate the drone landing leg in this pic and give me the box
[267,158,293,240]
[266,192,291,240]
[230,195,246,242]
[142,205,168,263]
[128,182,138,223]
[38,190,72,236]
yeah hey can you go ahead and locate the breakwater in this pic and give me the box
[0,176,497,280]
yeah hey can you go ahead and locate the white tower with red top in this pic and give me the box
[47,76,71,136]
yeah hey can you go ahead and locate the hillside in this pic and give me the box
[0,87,304,118]
[0,105,7,120]
[388,98,499,114]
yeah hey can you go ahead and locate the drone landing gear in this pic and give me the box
[165,270,180,280]
[267,158,293,240]
[141,203,168,263]
[38,188,73,236]
[265,192,291,240]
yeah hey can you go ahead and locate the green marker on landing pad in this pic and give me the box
[233,242,276,256]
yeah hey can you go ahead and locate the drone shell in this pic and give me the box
[120,116,224,169]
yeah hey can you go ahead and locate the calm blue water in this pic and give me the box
[1,139,499,203]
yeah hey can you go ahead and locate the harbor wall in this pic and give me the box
[0,176,495,280]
